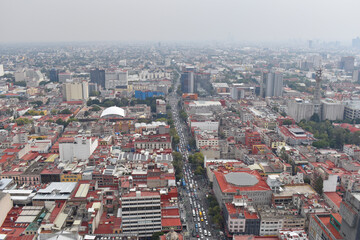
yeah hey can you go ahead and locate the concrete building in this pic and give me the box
[321,99,344,121]
[105,70,128,89]
[62,81,89,101]
[0,192,13,227]
[180,71,195,93]
[59,135,98,162]
[287,99,315,122]
[264,72,283,97]
[339,56,354,71]
[49,69,59,82]
[58,72,72,83]
[213,170,272,207]
[309,213,342,240]
[0,64,4,77]
[121,191,162,237]
[90,68,105,88]
[339,191,360,240]
[344,101,360,120]
[14,68,44,87]
[156,99,166,115]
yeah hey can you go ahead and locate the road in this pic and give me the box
[168,71,217,240]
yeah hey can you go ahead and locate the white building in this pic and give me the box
[190,120,219,132]
[62,81,89,101]
[59,135,98,162]
[0,64,4,77]
[14,68,44,87]
[121,191,162,237]
[105,70,128,89]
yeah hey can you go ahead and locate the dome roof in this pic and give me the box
[100,106,125,118]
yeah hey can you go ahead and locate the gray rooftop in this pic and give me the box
[225,172,259,187]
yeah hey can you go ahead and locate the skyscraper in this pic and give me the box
[90,68,105,88]
[62,81,89,101]
[49,69,59,82]
[339,56,355,71]
[105,70,128,89]
[264,72,283,97]
[352,37,360,48]
[180,71,195,93]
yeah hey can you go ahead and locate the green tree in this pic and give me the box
[282,119,293,126]
[151,231,165,240]
[90,105,101,112]
[194,166,205,175]
[310,113,320,122]
[313,175,323,195]
[84,111,90,117]
[59,109,72,114]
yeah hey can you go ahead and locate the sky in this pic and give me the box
[1,0,360,44]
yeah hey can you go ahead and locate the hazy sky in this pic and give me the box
[1,0,360,43]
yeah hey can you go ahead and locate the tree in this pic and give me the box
[59,109,72,114]
[151,232,165,240]
[84,111,90,117]
[282,119,293,126]
[313,175,323,195]
[194,166,205,175]
[310,113,320,123]
[90,105,101,112]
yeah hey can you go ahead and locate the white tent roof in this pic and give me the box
[100,106,125,118]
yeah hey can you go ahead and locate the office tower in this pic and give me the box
[180,71,195,93]
[105,70,128,89]
[339,56,355,71]
[49,69,59,82]
[58,72,72,83]
[0,64,4,77]
[90,68,105,88]
[313,69,322,118]
[339,191,360,240]
[352,37,360,48]
[308,40,313,48]
[121,191,161,237]
[264,72,283,97]
[353,70,360,83]
[62,81,89,101]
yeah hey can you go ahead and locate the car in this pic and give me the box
[208,231,212,237]
[199,227,202,233]
[204,230,207,236]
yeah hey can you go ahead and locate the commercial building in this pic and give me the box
[0,192,13,227]
[90,68,106,88]
[62,81,89,101]
[339,191,360,240]
[213,170,272,207]
[49,69,59,82]
[59,135,98,162]
[156,99,166,115]
[321,99,344,121]
[264,72,283,97]
[308,213,342,240]
[121,191,162,237]
[105,70,128,89]
[180,71,195,93]
[344,101,360,120]
[0,64,4,77]
[339,56,354,71]
[58,72,72,83]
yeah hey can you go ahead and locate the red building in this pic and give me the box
[245,129,261,150]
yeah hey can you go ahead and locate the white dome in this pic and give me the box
[100,106,125,118]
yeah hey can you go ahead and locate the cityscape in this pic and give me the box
[1,1,360,240]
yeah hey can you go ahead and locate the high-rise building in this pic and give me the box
[264,72,283,97]
[90,68,105,88]
[353,70,360,83]
[62,81,89,101]
[121,191,162,237]
[58,72,72,83]
[0,64,4,77]
[339,56,355,71]
[180,71,195,93]
[352,37,360,48]
[339,191,360,240]
[105,70,128,89]
[313,69,322,119]
[49,69,59,82]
